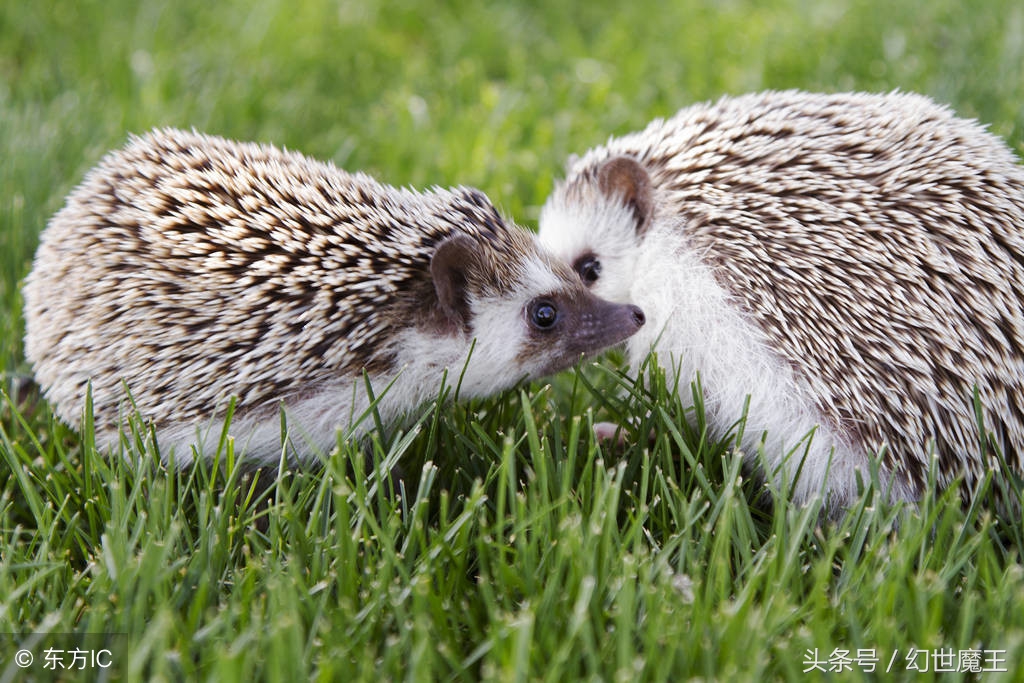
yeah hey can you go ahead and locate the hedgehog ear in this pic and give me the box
[430,235,480,333]
[597,155,653,236]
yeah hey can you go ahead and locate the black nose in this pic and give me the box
[629,305,645,327]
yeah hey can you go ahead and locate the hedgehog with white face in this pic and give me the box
[23,128,645,466]
[539,90,1024,513]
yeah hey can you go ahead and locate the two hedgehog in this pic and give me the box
[24,90,1024,514]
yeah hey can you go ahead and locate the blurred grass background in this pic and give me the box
[2,0,1024,680]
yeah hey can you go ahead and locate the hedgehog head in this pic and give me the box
[422,226,646,396]
[537,156,653,303]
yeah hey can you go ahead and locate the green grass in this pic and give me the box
[3,0,1024,680]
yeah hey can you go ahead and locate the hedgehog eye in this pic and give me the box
[574,255,602,285]
[527,299,559,330]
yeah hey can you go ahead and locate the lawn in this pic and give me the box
[3,0,1024,680]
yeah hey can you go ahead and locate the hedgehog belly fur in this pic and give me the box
[632,225,914,507]
[155,331,472,467]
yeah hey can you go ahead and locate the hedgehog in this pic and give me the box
[537,90,1024,513]
[23,128,646,466]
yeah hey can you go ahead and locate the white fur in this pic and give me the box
[137,334,465,467]
[460,254,565,388]
[538,195,642,304]
[539,198,915,509]
[145,373,406,468]
[631,225,872,506]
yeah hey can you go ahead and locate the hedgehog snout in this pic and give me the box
[568,299,645,355]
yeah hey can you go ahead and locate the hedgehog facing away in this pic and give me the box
[24,128,645,466]
[538,90,1024,513]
